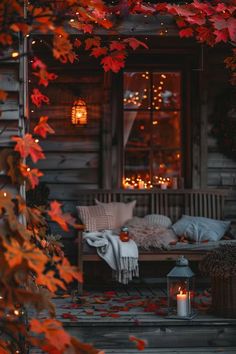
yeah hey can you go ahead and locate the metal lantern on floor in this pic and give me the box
[71,98,87,126]
[167,255,196,319]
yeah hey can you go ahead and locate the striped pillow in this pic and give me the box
[144,214,172,228]
[77,205,115,232]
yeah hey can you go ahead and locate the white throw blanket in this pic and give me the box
[83,230,139,284]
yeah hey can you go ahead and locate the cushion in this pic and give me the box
[124,217,177,250]
[77,204,115,232]
[172,215,231,242]
[145,214,172,228]
[95,199,136,228]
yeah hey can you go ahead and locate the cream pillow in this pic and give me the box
[95,199,136,228]
[77,204,115,232]
[145,214,172,229]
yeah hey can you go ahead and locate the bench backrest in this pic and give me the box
[76,189,227,222]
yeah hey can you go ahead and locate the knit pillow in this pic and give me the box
[144,214,172,228]
[77,204,115,232]
[95,199,136,228]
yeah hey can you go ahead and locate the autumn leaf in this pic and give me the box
[19,163,43,189]
[30,319,71,352]
[4,239,48,273]
[57,257,83,284]
[31,88,49,107]
[33,70,58,87]
[74,38,82,48]
[90,46,108,58]
[32,57,46,70]
[37,270,66,292]
[0,90,8,102]
[124,37,148,50]
[129,335,147,351]
[34,116,55,138]
[48,201,78,231]
[53,36,77,63]
[12,134,45,163]
[110,41,126,51]
[85,36,101,50]
[101,51,126,73]
[179,28,194,38]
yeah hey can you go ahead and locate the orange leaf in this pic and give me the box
[12,134,45,163]
[19,163,43,189]
[124,38,148,50]
[30,319,71,352]
[31,88,49,107]
[34,116,55,138]
[37,270,66,292]
[129,335,147,351]
[48,201,78,231]
[57,258,83,284]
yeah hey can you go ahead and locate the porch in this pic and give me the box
[30,282,236,353]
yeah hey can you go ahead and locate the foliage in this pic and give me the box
[199,243,236,278]
[0,0,235,353]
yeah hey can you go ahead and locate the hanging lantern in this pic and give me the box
[71,98,87,126]
[167,255,196,319]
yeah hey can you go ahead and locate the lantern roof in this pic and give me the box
[167,255,195,278]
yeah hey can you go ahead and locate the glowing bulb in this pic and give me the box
[161,74,167,79]
[35,139,39,143]
[14,309,20,316]
[11,51,19,58]
[3,192,7,197]
[27,167,31,172]
[32,40,36,44]
[70,19,75,22]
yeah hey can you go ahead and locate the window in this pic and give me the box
[123,71,182,189]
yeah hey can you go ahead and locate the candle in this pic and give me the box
[177,290,188,317]
[138,180,145,189]
[161,181,168,190]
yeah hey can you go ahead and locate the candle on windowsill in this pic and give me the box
[177,290,188,317]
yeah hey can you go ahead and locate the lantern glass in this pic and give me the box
[167,256,196,319]
[71,98,87,126]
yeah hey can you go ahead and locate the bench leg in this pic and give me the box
[77,230,83,295]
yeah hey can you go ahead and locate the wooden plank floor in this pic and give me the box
[29,285,236,353]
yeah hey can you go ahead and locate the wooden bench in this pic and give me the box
[77,189,227,293]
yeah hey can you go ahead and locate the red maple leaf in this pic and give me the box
[155,3,168,12]
[90,46,108,58]
[110,41,126,51]
[214,29,229,43]
[19,163,43,189]
[85,36,101,50]
[33,70,58,87]
[129,336,147,351]
[48,201,78,231]
[196,27,215,46]
[74,38,82,48]
[12,134,45,163]
[179,28,194,38]
[124,37,148,50]
[34,116,55,138]
[32,57,46,70]
[31,88,49,107]
[101,52,126,73]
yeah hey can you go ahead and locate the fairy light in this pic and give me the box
[27,167,31,172]
[35,139,39,143]
[11,51,19,58]
[3,192,7,197]
[14,309,20,316]
[32,40,36,44]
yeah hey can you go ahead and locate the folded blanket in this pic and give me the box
[83,230,139,284]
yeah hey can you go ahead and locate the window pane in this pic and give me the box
[152,150,181,179]
[123,72,150,109]
[152,111,181,148]
[152,72,181,110]
[124,111,150,148]
[124,150,150,181]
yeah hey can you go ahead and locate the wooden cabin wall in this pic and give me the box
[29,56,105,263]
[205,47,236,231]
[0,46,21,195]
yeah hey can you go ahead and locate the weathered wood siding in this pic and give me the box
[205,47,236,230]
